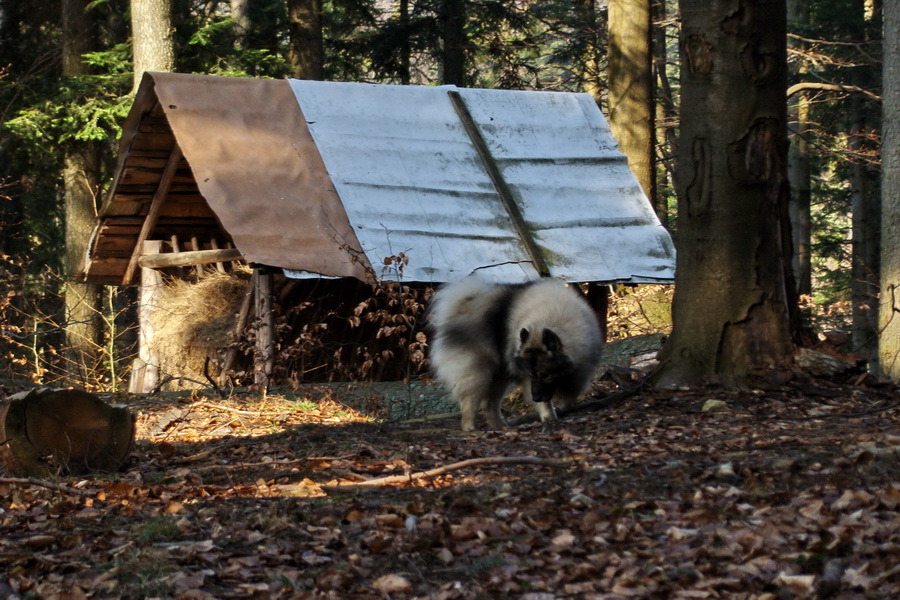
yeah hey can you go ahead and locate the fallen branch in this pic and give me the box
[322,455,572,492]
[0,477,93,497]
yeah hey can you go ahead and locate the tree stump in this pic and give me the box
[0,389,135,476]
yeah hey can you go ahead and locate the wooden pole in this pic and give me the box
[254,268,276,390]
[586,283,610,343]
[220,276,255,383]
[129,240,163,393]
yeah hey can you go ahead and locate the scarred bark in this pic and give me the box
[656,0,796,387]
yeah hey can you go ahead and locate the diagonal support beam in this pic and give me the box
[122,144,183,285]
[447,90,551,278]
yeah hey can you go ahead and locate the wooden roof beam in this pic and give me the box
[137,247,243,270]
[121,143,183,284]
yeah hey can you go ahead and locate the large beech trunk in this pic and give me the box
[655,0,797,387]
[880,0,900,378]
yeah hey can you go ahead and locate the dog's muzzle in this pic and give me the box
[531,381,556,403]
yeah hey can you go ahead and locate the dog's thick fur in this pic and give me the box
[429,277,603,431]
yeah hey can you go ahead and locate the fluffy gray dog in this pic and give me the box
[429,277,603,431]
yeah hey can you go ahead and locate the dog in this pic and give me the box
[429,277,603,431]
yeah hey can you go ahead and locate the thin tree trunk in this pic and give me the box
[287,0,323,80]
[787,0,811,299]
[62,0,103,384]
[131,0,175,92]
[655,0,796,388]
[848,2,880,364]
[789,92,812,297]
[399,0,411,85]
[608,0,655,202]
[850,101,879,361]
[440,0,466,86]
[232,0,251,49]
[575,0,602,102]
[652,0,676,226]
[880,0,900,378]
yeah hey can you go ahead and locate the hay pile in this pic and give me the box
[148,268,251,389]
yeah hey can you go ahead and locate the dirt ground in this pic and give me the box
[2,371,900,599]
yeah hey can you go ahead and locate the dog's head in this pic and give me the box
[514,328,575,403]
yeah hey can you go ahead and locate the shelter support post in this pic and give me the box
[254,268,276,391]
[586,283,610,343]
[129,240,163,393]
[220,275,255,385]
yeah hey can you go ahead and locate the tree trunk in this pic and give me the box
[848,3,880,365]
[788,91,812,297]
[850,101,880,362]
[232,0,251,49]
[62,0,103,384]
[879,0,900,378]
[575,0,602,101]
[655,0,796,388]
[653,0,676,226]
[608,0,655,201]
[287,0,323,80]
[440,0,466,86]
[399,0,411,85]
[131,0,175,92]
[787,0,811,298]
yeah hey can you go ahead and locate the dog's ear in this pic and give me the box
[542,328,562,352]
[519,328,530,344]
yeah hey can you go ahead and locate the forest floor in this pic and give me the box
[2,371,900,600]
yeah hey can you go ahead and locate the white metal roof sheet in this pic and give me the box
[287,80,674,284]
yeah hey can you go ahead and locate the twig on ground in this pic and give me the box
[0,477,93,497]
[321,455,572,492]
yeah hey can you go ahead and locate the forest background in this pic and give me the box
[0,0,888,390]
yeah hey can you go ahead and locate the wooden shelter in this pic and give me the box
[82,72,675,391]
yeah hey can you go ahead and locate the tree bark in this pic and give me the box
[787,0,811,298]
[131,0,175,92]
[62,0,103,383]
[232,0,251,48]
[879,0,900,378]
[653,0,676,226]
[848,3,880,365]
[399,0,411,85]
[287,0,323,80]
[608,0,655,201]
[440,0,466,86]
[575,0,602,101]
[655,0,796,388]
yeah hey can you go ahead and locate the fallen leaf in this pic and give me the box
[371,573,412,595]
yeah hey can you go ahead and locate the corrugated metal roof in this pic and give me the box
[83,73,674,286]
[288,80,674,283]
